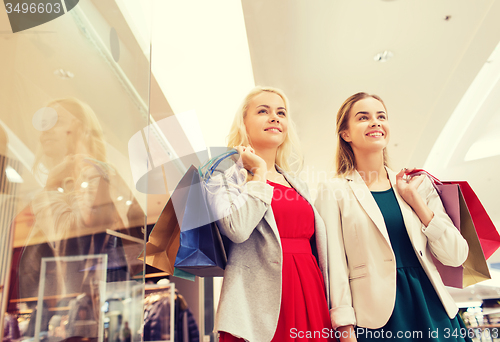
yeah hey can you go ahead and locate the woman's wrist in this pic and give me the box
[407,192,434,226]
[402,189,419,207]
[251,167,267,183]
[336,325,357,342]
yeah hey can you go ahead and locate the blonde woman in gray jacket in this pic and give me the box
[206,87,336,342]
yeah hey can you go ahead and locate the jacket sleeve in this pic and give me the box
[315,181,356,329]
[418,176,469,267]
[205,164,274,244]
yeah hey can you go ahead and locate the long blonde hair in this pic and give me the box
[227,86,303,173]
[33,98,107,176]
[335,92,389,177]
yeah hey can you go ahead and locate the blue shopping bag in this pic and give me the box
[174,165,229,277]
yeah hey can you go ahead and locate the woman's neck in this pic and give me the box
[353,149,389,189]
[46,155,64,169]
[254,146,278,174]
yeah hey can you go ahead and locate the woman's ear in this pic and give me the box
[341,131,351,143]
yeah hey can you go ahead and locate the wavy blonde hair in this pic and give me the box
[335,92,389,177]
[33,98,107,176]
[226,86,303,174]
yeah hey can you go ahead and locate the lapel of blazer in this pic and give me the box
[347,169,392,247]
[276,166,323,232]
[277,166,309,201]
[386,167,419,245]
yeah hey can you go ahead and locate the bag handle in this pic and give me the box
[200,149,238,182]
[405,168,443,193]
[200,149,236,171]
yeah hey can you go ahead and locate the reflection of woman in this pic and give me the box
[8,98,143,334]
[206,87,335,342]
[30,98,115,249]
[315,93,470,342]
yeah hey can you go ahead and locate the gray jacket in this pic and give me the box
[206,164,329,342]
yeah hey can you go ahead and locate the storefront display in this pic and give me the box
[0,1,151,341]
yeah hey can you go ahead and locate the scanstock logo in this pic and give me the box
[5,0,79,33]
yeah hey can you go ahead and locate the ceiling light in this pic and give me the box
[5,165,23,183]
[57,187,64,193]
[126,200,132,206]
[117,196,124,201]
[373,50,394,62]
[81,182,89,188]
[54,69,74,79]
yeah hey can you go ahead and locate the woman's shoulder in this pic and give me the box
[315,177,351,204]
[317,176,350,191]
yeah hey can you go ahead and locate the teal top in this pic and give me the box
[371,188,420,268]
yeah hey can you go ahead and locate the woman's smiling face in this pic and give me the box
[341,96,390,153]
[40,104,79,159]
[244,91,288,150]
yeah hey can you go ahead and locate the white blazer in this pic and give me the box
[314,168,469,329]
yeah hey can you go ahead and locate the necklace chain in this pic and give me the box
[268,171,284,183]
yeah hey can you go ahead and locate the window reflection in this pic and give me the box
[7,98,145,341]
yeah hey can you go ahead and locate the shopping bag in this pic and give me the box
[441,181,498,287]
[428,183,464,288]
[138,164,195,275]
[448,181,500,260]
[435,183,490,288]
[408,170,496,288]
[174,165,228,277]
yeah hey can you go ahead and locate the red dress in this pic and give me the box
[220,181,335,342]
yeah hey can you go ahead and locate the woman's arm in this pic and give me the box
[395,171,433,225]
[315,181,357,331]
[336,325,358,342]
[205,163,273,244]
[396,171,469,267]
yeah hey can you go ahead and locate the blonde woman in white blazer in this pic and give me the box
[208,87,335,342]
[315,93,470,342]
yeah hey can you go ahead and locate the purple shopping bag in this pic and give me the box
[408,170,491,288]
[430,183,464,288]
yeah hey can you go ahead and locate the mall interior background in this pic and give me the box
[1,0,500,341]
